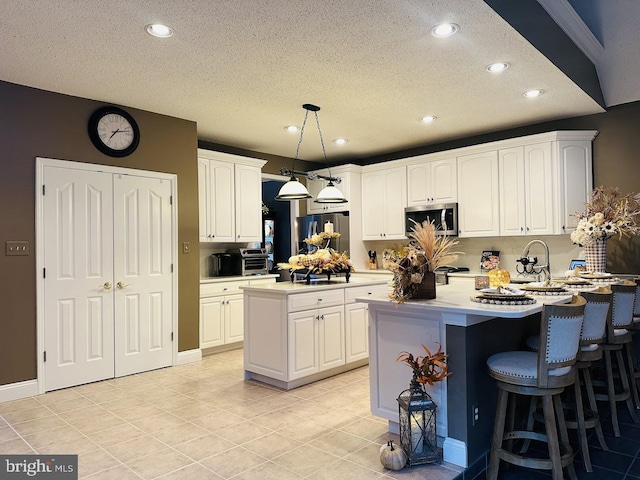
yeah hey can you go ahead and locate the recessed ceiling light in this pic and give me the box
[145,24,174,38]
[523,89,544,98]
[284,125,299,133]
[333,138,348,145]
[486,62,510,73]
[421,115,437,123]
[430,23,459,37]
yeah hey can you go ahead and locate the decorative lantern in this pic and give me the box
[397,381,439,466]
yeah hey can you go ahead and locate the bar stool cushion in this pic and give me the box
[488,351,572,383]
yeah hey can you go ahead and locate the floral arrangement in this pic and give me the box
[304,231,340,247]
[570,186,640,246]
[383,220,462,303]
[397,344,450,386]
[278,248,353,273]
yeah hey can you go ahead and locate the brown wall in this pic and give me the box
[0,80,200,386]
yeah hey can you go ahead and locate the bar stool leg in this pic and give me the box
[574,373,592,472]
[487,388,509,480]
[604,349,621,436]
[542,394,563,480]
[625,342,640,411]
[583,367,609,451]
[519,396,537,454]
[554,393,578,480]
[615,348,640,423]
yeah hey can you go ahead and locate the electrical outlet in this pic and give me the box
[472,403,479,426]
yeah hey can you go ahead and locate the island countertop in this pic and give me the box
[240,275,389,295]
[357,282,574,326]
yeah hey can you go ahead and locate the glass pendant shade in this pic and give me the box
[275,177,312,200]
[314,181,347,203]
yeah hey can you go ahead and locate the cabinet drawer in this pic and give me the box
[288,289,344,312]
[344,284,389,303]
[200,280,249,297]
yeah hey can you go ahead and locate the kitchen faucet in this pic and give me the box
[516,239,551,283]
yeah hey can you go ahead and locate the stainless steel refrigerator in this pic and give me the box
[294,213,350,254]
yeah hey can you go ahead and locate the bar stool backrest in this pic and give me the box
[610,283,636,331]
[580,289,612,345]
[537,295,586,388]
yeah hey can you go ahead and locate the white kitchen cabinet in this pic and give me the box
[200,276,275,350]
[499,143,554,236]
[288,305,345,380]
[362,166,407,240]
[198,149,266,243]
[555,140,594,234]
[457,151,500,237]
[243,279,388,389]
[407,156,457,206]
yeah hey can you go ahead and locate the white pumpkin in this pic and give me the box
[379,440,407,471]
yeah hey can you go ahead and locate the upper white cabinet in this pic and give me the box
[457,151,500,237]
[361,166,407,240]
[407,156,457,206]
[198,149,266,243]
[555,139,594,234]
[306,164,359,214]
[499,143,554,236]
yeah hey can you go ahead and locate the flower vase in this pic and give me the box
[584,237,607,273]
[414,271,436,299]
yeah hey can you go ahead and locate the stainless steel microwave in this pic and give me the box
[405,203,458,236]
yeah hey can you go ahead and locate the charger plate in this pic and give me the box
[471,295,536,305]
[520,285,567,292]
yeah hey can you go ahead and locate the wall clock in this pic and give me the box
[88,106,140,157]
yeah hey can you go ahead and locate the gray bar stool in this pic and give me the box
[594,281,640,437]
[486,296,586,480]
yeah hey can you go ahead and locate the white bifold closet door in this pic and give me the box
[42,165,173,391]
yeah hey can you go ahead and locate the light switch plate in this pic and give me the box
[6,241,30,256]
[182,241,190,254]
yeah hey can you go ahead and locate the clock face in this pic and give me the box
[88,106,140,157]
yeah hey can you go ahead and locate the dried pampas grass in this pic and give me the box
[408,219,463,271]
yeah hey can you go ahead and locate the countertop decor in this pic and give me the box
[383,220,462,303]
[570,185,640,273]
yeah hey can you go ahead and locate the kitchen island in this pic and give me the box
[358,283,574,469]
[242,276,389,390]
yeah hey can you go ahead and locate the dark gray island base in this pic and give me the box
[357,283,573,468]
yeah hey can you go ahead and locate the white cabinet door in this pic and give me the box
[318,305,346,371]
[431,158,457,204]
[382,167,408,239]
[457,151,500,237]
[209,160,235,242]
[344,303,369,363]
[200,296,224,348]
[288,310,319,380]
[224,294,244,344]
[198,158,210,242]
[362,170,385,239]
[499,147,526,236]
[407,158,457,206]
[524,142,554,236]
[556,140,593,234]
[235,163,262,242]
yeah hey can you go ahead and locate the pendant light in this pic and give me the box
[275,104,314,201]
[276,104,347,204]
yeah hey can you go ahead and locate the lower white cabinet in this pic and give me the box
[244,280,389,389]
[200,277,275,350]
[288,305,345,380]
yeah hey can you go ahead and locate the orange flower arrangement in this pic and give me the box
[396,344,451,385]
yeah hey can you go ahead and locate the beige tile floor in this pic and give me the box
[0,349,463,479]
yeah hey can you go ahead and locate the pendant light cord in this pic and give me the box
[293,109,310,169]
[312,110,332,180]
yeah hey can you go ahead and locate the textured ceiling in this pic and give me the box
[0,0,616,162]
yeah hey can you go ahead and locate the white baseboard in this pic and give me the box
[0,379,39,404]
[443,437,468,468]
[176,348,202,365]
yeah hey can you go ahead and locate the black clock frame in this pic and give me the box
[88,106,140,157]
